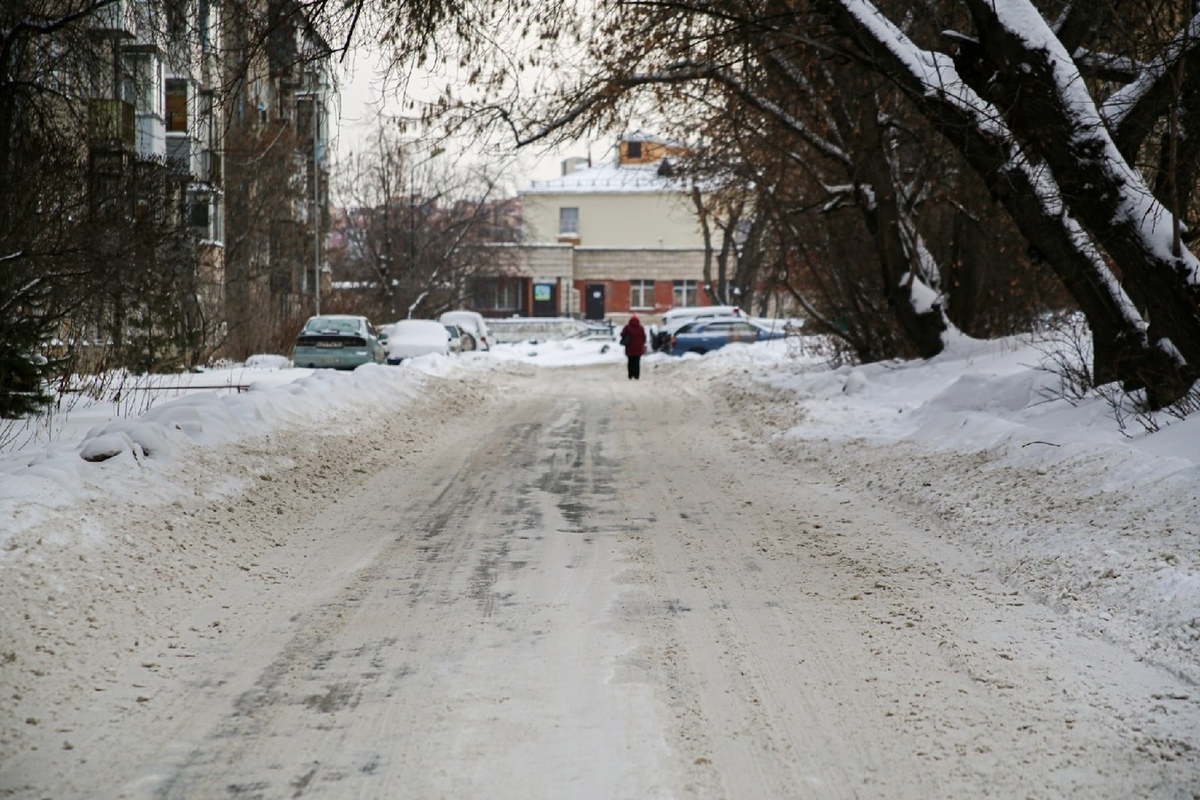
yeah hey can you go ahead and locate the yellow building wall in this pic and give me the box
[522,191,703,249]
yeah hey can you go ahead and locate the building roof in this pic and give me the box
[521,160,688,196]
[622,130,682,146]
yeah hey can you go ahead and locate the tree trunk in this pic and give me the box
[854,94,948,359]
[817,0,1192,406]
[692,186,719,305]
[715,206,738,305]
[963,0,1200,405]
[737,216,767,315]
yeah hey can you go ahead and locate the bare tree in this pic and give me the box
[332,126,520,321]
[383,0,962,356]
[361,0,1200,407]
[0,0,218,415]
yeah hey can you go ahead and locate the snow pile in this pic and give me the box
[490,337,628,367]
[243,354,291,370]
[0,358,472,545]
[696,335,1200,684]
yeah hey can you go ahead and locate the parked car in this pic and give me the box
[293,315,387,369]
[385,319,452,363]
[444,324,467,354]
[668,316,784,356]
[653,305,744,350]
[439,310,493,351]
[660,305,743,334]
[456,327,478,351]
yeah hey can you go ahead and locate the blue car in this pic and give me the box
[668,316,783,356]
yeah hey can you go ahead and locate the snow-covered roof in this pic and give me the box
[521,160,688,196]
[622,130,682,146]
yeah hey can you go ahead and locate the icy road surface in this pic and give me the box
[2,363,1197,798]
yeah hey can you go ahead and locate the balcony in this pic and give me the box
[89,99,136,150]
[166,135,194,177]
[135,112,165,159]
[88,0,137,37]
[167,136,221,184]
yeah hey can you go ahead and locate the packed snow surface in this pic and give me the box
[3,334,1197,680]
[1,330,1196,796]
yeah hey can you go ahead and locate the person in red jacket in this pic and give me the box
[619,314,648,380]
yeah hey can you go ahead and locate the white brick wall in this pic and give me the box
[573,248,707,281]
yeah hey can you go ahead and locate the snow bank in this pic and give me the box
[704,335,1200,684]
[0,359,471,547]
[490,338,627,367]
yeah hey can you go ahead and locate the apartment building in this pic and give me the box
[88,0,224,288]
[85,0,334,357]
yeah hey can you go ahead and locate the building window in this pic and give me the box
[165,79,187,133]
[210,194,223,244]
[189,197,209,232]
[559,206,578,236]
[673,280,697,307]
[189,189,217,241]
[627,141,642,160]
[497,281,519,310]
[124,52,162,118]
[476,277,523,313]
[198,0,214,53]
[631,279,654,309]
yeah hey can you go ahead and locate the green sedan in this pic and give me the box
[292,315,388,369]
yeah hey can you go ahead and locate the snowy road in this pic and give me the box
[2,362,1198,798]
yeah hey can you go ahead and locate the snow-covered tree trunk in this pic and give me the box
[816,0,1196,406]
[962,0,1200,403]
[854,96,949,358]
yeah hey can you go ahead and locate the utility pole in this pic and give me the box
[313,75,322,316]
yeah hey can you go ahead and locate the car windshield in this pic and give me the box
[303,317,362,335]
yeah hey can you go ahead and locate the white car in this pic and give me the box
[660,305,743,335]
[650,305,744,350]
[439,310,494,351]
[444,323,467,353]
[385,319,451,363]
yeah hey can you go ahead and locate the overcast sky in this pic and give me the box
[329,51,580,191]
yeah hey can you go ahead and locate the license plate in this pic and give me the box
[316,341,341,348]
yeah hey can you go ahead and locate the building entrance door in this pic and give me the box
[585,284,606,320]
[532,282,557,317]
